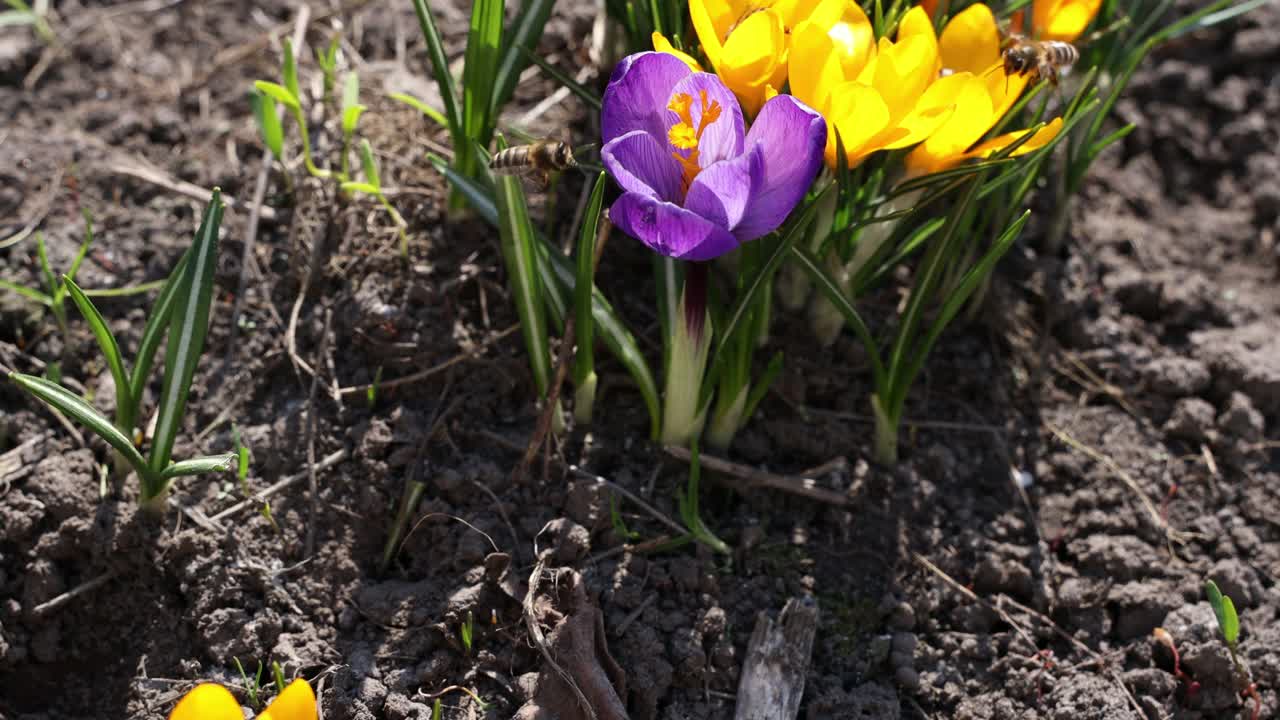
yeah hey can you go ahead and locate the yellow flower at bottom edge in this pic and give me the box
[169,679,316,720]
[791,4,961,168]
[904,3,1058,177]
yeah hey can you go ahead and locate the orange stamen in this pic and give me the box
[666,90,724,196]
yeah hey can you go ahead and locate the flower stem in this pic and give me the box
[660,262,711,447]
[871,393,898,465]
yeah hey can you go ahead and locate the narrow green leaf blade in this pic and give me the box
[388,92,450,128]
[492,0,555,114]
[573,172,606,386]
[0,279,53,305]
[339,182,380,195]
[461,0,505,143]
[493,138,552,397]
[520,48,602,112]
[341,71,360,115]
[251,90,285,157]
[410,0,462,135]
[359,139,380,188]
[282,38,300,102]
[129,249,190,411]
[62,277,133,431]
[66,211,95,283]
[148,192,224,474]
[159,453,237,480]
[253,81,300,111]
[9,373,148,474]
[342,104,367,137]
[435,156,660,436]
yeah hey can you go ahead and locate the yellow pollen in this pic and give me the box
[665,90,724,195]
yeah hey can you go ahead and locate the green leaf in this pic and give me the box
[129,250,190,412]
[0,279,53,306]
[253,81,299,111]
[388,92,449,128]
[410,0,462,135]
[251,90,285,157]
[572,172,606,388]
[493,137,552,397]
[708,181,837,399]
[9,373,148,476]
[62,277,134,432]
[520,48,602,112]
[342,104,366,137]
[434,156,660,437]
[1205,579,1240,646]
[35,232,57,298]
[158,454,237,480]
[148,192,224,480]
[282,38,300,102]
[462,0,504,141]
[791,245,885,386]
[342,71,359,114]
[492,0,555,115]
[339,181,379,195]
[66,210,95,286]
[359,139,381,188]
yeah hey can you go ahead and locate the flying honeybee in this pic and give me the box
[489,139,578,189]
[1000,35,1079,86]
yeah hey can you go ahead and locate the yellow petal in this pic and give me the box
[789,19,847,112]
[719,8,788,115]
[652,33,703,72]
[257,679,317,720]
[877,70,962,150]
[169,684,244,720]
[963,116,1064,159]
[1031,0,1060,41]
[896,6,940,78]
[982,60,1029,119]
[1038,0,1101,41]
[871,34,936,122]
[905,72,994,175]
[939,3,1001,75]
[825,81,891,166]
[690,0,737,69]
[819,0,875,78]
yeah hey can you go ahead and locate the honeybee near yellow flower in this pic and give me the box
[1000,34,1080,85]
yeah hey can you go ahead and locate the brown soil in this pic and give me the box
[1,1,1277,719]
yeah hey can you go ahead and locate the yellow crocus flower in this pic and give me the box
[904,3,1061,177]
[169,679,317,720]
[790,4,963,168]
[1033,0,1102,42]
[690,0,823,115]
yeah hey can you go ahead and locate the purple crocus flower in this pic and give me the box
[601,52,827,261]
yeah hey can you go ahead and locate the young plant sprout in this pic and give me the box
[7,193,236,513]
[1206,580,1261,720]
[169,677,316,720]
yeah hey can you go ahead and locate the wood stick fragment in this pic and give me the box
[733,596,820,720]
[663,446,850,506]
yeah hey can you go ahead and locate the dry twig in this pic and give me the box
[663,446,851,506]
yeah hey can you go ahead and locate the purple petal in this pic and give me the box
[609,192,740,261]
[601,52,692,148]
[733,95,828,240]
[665,73,744,169]
[684,145,764,235]
[602,130,684,203]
